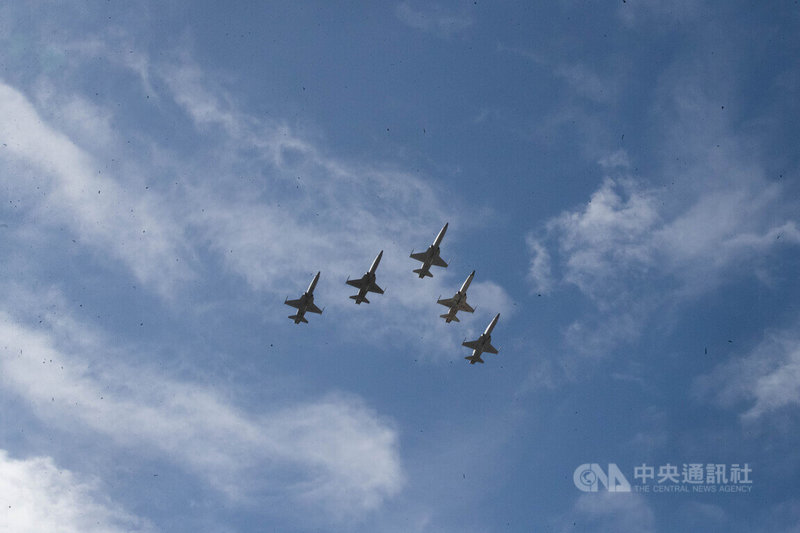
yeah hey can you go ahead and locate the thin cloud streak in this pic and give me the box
[2,42,514,349]
[695,321,800,422]
[0,307,404,518]
[155,55,515,348]
[0,81,194,296]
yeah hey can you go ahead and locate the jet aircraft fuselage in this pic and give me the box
[462,313,500,364]
[437,270,476,323]
[285,271,323,324]
[346,251,385,304]
[410,223,449,278]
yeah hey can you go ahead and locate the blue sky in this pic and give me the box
[1,1,799,531]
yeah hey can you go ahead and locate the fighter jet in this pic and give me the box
[437,270,476,323]
[410,222,448,278]
[346,250,385,304]
[284,271,323,324]
[462,313,500,364]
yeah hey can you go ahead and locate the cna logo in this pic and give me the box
[573,463,631,492]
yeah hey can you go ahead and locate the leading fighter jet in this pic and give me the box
[346,250,385,304]
[437,270,476,323]
[410,222,448,278]
[284,271,323,324]
[462,313,500,364]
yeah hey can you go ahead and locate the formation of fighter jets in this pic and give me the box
[284,223,502,364]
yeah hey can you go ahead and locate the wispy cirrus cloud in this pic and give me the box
[1,34,514,350]
[0,300,404,519]
[0,450,154,533]
[498,42,621,107]
[527,170,798,360]
[0,81,195,296]
[516,7,798,356]
[695,320,800,423]
[525,56,800,356]
[528,160,799,302]
[160,59,446,297]
[153,54,515,345]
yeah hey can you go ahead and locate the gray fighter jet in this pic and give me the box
[410,222,448,278]
[462,313,500,364]
[437,270,476,323]
[285,271,323,324]
[346,250,385,304]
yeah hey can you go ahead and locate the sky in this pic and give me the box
[1,1,799,532]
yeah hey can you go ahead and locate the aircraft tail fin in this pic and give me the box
[465,355,484,364]
[441,313,459,323]
[349,295,369,304]
[413,268,433,278]
[288,314,308,324]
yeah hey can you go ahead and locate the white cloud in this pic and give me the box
[525,16,799,343]
[65,35,158,98]
[528,177,661,303]
[0,81,194,295]
[0,450,153,533]
[695,322,800,422]
[526,236,554,295]
[2,41,514,349]
[557,178,660,299]
[158,58,445,256]
[562,305,649,355]
[152,55,515,349]
[527,160,798,353]
[33,79,118,151]
[264,396,403,516]
[466,279,515,319]
[0,307,404,518]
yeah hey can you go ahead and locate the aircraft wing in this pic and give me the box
[307,302,323,314]
[483,342,498,354]
[368,283,384,294]
[410,251,428,262]
[462,340,481,350]
[431,255,448,268]
[437,297,456,308]
[284,298,302,309]
[458,301,475,313]
[346,278,367,289]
